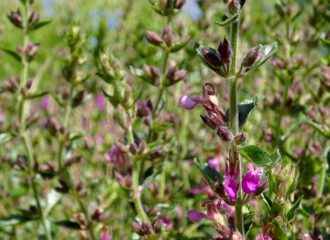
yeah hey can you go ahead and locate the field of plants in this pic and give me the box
[0,0,329,239]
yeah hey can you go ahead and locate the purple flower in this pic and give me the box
[224,174,239,202]
[95,92,106,110]
[178,95,201,110]
[187,210,206,223]
[242,163,263,194]
[158,216,173,231]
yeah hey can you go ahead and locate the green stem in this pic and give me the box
[18,3,52,240]
[229,18,244,236]
[127,121,150,222]
[153,49,170,118]
[318,148,328,198]
[57,84,74,171]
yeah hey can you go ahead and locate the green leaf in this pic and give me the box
[320,37,330,48]
[287,195,303,221]
[212,12,239,27]
[151,122,173,132]
[194,158,224,188]
[262,193,272,211]
[171,39,190,53]
[29,20,52,31]
[239,145,280,166]
[1,48,22,63]
[55,220,81,230]
[237,98,258,128]
[25,91,49,99]
[326,149,330,176]
[0,214,34,226]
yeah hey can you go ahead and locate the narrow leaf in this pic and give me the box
[30,20,52,31]
[287,195,303,221]
[1,48,22,63]
[55,220,81,230]
[194,158,224,187]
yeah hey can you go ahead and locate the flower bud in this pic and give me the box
[28,11,40,29]
[241,46,264,68]
[179,95,201,110]
[231,231,243,240]
[234,132,247,145]
[146,31,163,46]
[4,77,19,93]
[132,221,152,236]
[92,207,107,222]
[7,10,23,29]
[129,143,138,155]
[143,65,160,85]
[136,99,153,118]
[72,90,86,107]
[218,38,232,64]
[228,0,241,13]
[217,125,233,142]
[162,27,173,47]
[175,0,186,9]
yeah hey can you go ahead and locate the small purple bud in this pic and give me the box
[178,95,201,110]
[146,31,163,46]
[187,210,206,223]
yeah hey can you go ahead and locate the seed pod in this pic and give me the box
[146,31,163,46]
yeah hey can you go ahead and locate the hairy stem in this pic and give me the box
[229,18,244,236]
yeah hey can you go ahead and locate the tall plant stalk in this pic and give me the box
[17,2,52,240]
[229,18,244,236]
